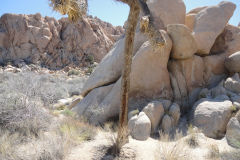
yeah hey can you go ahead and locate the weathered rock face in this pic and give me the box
[147,0,186,28]
[0,13,124,69]
[224,73,240,94]
[80,32,147,96]
[225,51,240,73]
[192,1,236,55]
[168,55,205,111]
[211,24,240,56]
[185,7,207,31]
[192,98,233,139]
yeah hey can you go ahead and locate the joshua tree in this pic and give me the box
[49,0,165,153]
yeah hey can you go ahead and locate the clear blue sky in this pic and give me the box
[0,0,239,26]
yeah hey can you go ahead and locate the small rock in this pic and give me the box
[159,99,172,111]
[57,98,73,105]
[168,103,181,126]
[143,101,164,132]
[226,112,240,148]
[161,114,173,133]
[224,74,240,94]
[131,112,151,141]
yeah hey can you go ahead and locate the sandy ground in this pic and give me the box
[64,130,240,160]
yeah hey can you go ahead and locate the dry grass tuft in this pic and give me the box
[156,141,189,160]
[159,130,183,142]
[156,131,190,160]
[207,144,220,160]
[185,125,199,148]
[59,117,97,146]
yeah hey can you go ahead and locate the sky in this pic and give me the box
[0,0,239,26]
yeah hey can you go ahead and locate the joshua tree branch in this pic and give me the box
[137,0,165,47]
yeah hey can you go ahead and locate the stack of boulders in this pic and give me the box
[0,13,124,69]
[72,0,240,143]
[192,73,240,147]
[128,100,180,140]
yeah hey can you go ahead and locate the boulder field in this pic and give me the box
[0,13,124,69]
[73,0,240,146]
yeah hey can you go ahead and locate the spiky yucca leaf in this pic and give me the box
[49,0,88,22]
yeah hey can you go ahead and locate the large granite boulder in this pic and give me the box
[80,32,147,96]
[167,24,197,60]
[192,1,236,55]
[192,98,233,139]
[211,24,240,56]
[146,0,186,28]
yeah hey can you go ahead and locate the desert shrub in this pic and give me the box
[0,93,50,137]
[85,54,95,64]
[86,66,94,74]
[0,72,69,106]
[0,72,87,107]
[0,130,65,160]
[61,108,75,117]
[36,138,65,160]
[67,69,80,76]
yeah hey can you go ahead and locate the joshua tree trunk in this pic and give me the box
[116,0,140,152]
[115,0,166,152]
